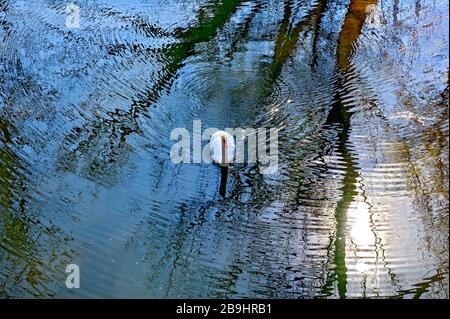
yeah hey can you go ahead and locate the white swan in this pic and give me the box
[210,130,235,166]
[210,130,235,196]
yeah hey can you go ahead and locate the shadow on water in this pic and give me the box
[0,0,448,298]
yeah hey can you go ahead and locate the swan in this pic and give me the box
[210,130,235,196]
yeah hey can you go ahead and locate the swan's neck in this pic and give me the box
[219,135,229,197]
[221,135,227,166]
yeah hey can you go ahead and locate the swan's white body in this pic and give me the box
[210,131,235,165]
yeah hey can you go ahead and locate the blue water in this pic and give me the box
[0,0,448,298]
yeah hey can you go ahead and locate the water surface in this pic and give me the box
[0,0,448,298]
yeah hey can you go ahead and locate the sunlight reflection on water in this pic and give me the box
[0,0,448,298]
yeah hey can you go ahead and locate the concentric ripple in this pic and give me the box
[0,0,448,298]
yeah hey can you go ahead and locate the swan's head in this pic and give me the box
[210,130,235,167]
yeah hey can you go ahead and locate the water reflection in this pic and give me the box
[0,0,448,298]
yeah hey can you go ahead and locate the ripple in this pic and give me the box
[0,0,448,299]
